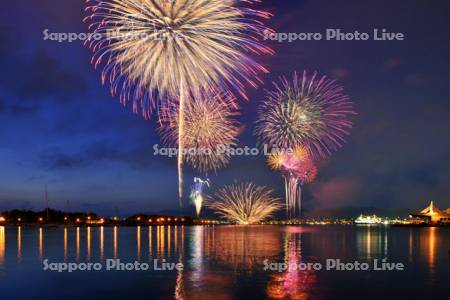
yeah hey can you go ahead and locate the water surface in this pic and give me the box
[0,225,449,299]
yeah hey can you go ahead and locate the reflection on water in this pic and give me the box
[39,227,43,259]
[167,226,171,259]
[207,226,280,271]
[0,226,4,265]
[157,226,164,258]
[137,226,141,260]
[190,226,203,283]
[17,226,21,260]
[148,226,152,257]
[267,231,317,299]
[76,227,80,260]
[100,226,104,259]
[421,227,437,271]
[409,230,413,262]
[64,227,68,260]
[356,226,389,259]
[87,227,91,261]
[113,226,117,258]
[0,225,447,299]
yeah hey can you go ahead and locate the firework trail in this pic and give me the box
[268,147,317,219]
[190,177,211,218]
[159,91,241,173]
[84,0,272,205]
[207,182,282,225]
[255,71,355,159]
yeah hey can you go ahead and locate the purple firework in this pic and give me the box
[255,71,356,159]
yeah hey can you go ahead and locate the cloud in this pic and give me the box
[17,52,87,99]
[0,97,41,116]
[0,27,86,101]
[331,68,350,80]
[383,57,402,71]
[0,97,5,113]
[38,141,157,171]
[39,150,86,170]
[404,168,439,187]
[311,177,360,208]
[404,73,426,86]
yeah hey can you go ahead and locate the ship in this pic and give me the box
[354,214,383,225]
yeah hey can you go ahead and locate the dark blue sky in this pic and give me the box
[1,0,449,215]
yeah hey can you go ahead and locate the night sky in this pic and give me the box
[1,0,449,216]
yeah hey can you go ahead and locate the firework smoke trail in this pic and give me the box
[84,0,273,206]
[255,71,355,159]
[268,147,317,219]
[293,159,317,218]
[159,92,241,173]
[178,79,186,204]
[207,183,282,225]
[190,178,210,218]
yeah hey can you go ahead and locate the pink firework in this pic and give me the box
[292,160,318,185]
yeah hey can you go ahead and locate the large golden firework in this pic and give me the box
[85,0,272,112]
[207,183,282,225]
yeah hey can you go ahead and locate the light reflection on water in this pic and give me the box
[113,225,117,258]
[267,231,317,299]
[0,225,448,299]
[76,227,80,260]
[17,227,21,261]
[137,226,141,260]
[421,227,436,272]
[100,226,104,260]
[356,225,390,259]
[0,226,4,264]
[39,227,43,259]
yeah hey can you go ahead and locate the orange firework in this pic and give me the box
[267,152,287,171]
[159,92,241,173]
[207,183,282,225]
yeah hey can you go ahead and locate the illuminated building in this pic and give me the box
[410,201,450,224]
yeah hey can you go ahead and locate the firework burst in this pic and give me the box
[159,92,241,173]
[267,146,309,175]
[207,183,282,225]
[85,0,272,203]
[255,71,355,159]
[190,177,210,218]
[293,160,317,185]
[84,0,272,111]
